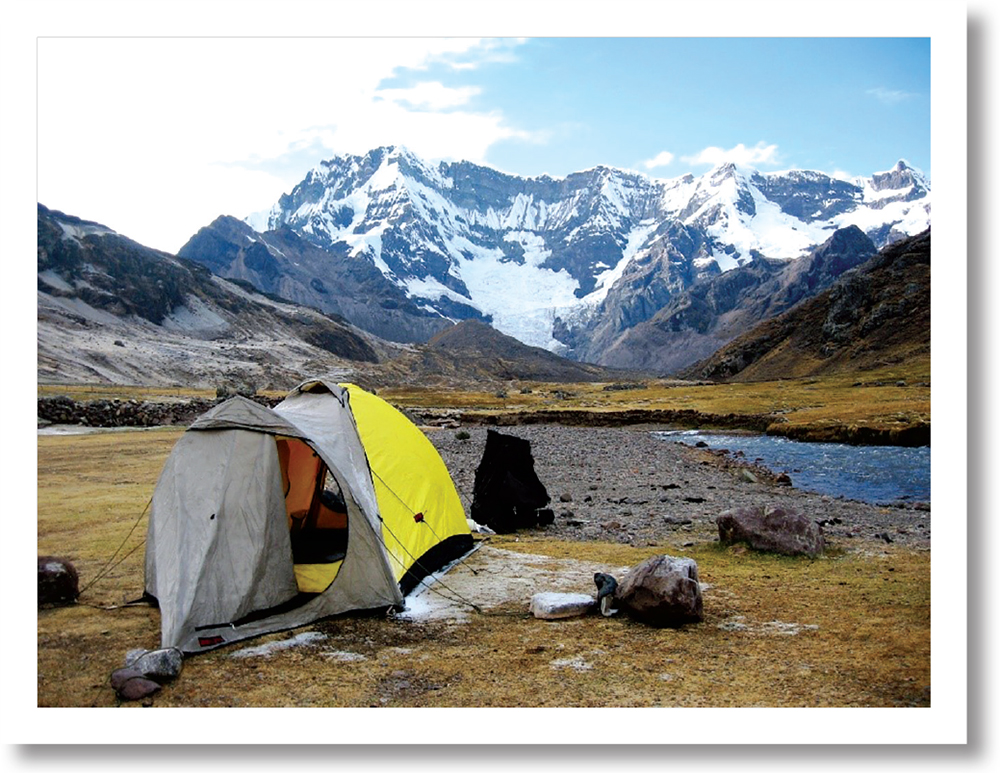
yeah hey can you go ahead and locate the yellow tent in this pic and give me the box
[343,384,471,593]
[144,379,472,653]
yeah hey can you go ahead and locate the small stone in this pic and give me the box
[110,667,146,691]
[118,678,161,702]
[559,492,573,503]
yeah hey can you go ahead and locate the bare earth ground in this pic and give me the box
[36,423,930,708]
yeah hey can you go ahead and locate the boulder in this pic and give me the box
[615,555,704,627]
[529,592,595,620]
[37,556,79,606]
[125,647,184,682]
[717,505,825,557]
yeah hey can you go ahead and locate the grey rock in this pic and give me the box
[615,555,704,627]
[717,505,825,557]
[124,648,149,667]
[128,648,184,682]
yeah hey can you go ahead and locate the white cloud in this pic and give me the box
[376,81,481,110]
[36,37,533,253]
[642,150,675,169]
[866,87,919,105]
[682,141,781,168]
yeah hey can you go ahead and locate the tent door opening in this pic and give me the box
[276,437,349,592]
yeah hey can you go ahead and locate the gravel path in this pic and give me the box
[427,424,931,550]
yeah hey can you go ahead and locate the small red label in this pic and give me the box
[413,512,425,523]
[198,635,225,647]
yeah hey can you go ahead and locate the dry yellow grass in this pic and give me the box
[381,359,930,436]
[37,429,929,708]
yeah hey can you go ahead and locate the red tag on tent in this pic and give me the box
[413,512,425,523]
[198,635,225,647]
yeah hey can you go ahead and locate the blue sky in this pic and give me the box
[383,37,931,180]
[36,35,930,254]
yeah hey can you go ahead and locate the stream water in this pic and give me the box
[654,430,930,505]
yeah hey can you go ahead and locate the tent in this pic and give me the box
[143,379,472,653]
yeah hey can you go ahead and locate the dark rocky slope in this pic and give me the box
[680,229,930,383]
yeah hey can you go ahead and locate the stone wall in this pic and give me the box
[37,395,281,428]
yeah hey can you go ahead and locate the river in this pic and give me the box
[654,430,930,505]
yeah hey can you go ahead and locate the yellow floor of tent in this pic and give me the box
[294,560,342,593]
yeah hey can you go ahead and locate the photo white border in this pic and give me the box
[2,0,974,756]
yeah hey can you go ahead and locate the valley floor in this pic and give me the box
[35,422,930,710]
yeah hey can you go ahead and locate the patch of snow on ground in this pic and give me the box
[321,650,368,662]
[396,545,631,624]
[716,616,819,635]
[550,656,593,672]
[229,631,327,658]
[58,220,115,242]
[744,185,830,259]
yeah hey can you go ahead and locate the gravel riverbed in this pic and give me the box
[427,423,931,550]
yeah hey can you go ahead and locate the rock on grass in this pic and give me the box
[717,505,825,557]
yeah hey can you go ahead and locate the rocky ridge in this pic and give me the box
[680,228,931,383]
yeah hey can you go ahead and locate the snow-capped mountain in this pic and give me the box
[181,146,929,364]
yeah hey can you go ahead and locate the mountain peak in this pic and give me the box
[229,146,930,360]
[870,159,929,194]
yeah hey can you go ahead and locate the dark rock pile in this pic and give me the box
[111,647,185,703]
